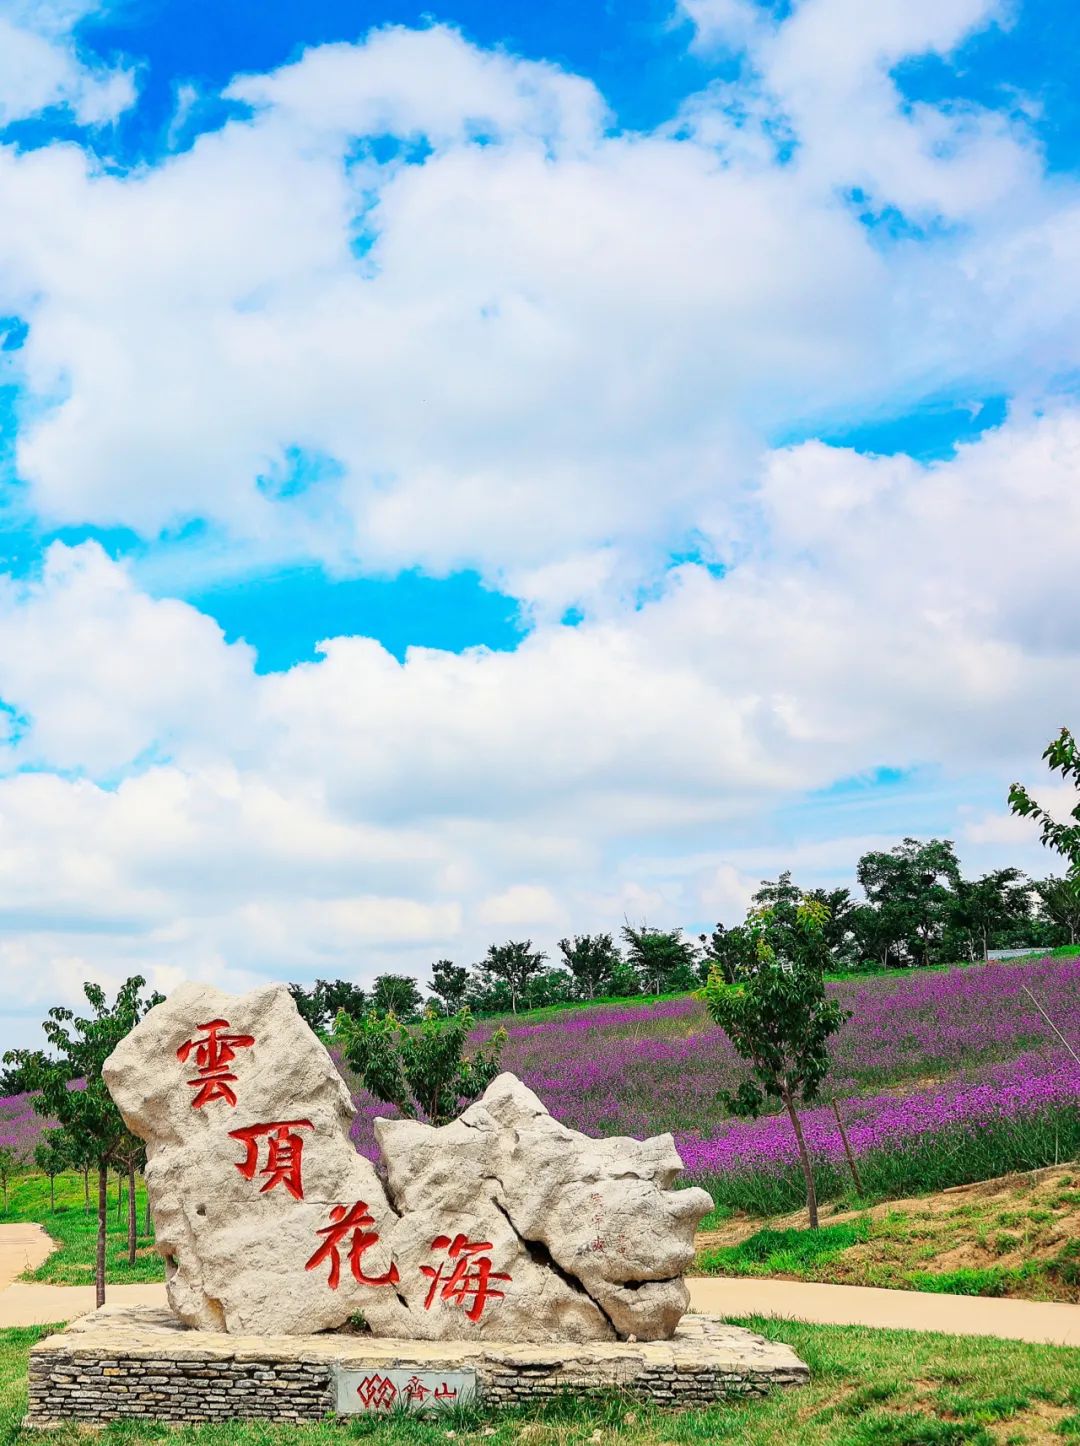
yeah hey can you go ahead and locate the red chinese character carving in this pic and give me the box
[434,1381,458,1403]
[305,1201,401,1290]
[228,1120,313,1200]
[355,1373,397,1410]
[420,1233,511,1323]
[176,1019,255,1108]
[403,1375,430,1403]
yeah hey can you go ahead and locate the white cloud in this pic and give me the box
[0,0,135,127]
[0,402,1076,1043]
[0,13,1077,1044]
[0,18,1076,608]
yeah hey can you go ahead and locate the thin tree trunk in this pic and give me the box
[96,1161,108,1309]
[116,1170,123,1222]
[127,1159,137,1266]
[783,1087,819,1229]
[832,1100,864,1196]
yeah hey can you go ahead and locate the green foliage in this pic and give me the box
[288,979,368,1033]
[1033,876,1080,946]
[371,973,423,1019]
[699,1220,871,1278]
[557,932,622,998]
[32,1131,71,1211]
[856,838,963,967]
[1010,726,1080,871]
[702,896,849,1118]
[3,976,162,1304]
[3,977,162,1172]
[476,939,548,1014]
[338,1006,507,1125]
[0,1146,15,1207]
[427,960,469,1015]
[702,893,850,1227]
[620,922,700,993]
[1,1170,162,1284]
[945,869,1033,962]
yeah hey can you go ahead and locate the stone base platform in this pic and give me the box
[25,1306,809,1426]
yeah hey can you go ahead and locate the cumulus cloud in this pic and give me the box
[0,11,1076,1042]
[0,0,135,126]
[0,17,1076,607]
[0,403,1075,1040]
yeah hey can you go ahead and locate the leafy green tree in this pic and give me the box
[558,934,621,998]
[477,940,548,1014]
[370,974,422,1019]
[700,895,850,1228]
[427,961,470,1016]
[856,838,961,966]
[752,872,802,911]
[848,899,906,970]
[1009,727,1080,871]
[699,921,755,985]
[806,886,860,966]
[289,980,367,1033]
[947,869,1032,961]
[338,1007,508,1126]
[1034,876,1080,946]
[521,968,575,1009]
[608,957,643,997]
[34,1129,72,1213]
[4,976,163,1305]
[620,924,699,994]
[0,1049,69,1096]
[464,974,513,1015]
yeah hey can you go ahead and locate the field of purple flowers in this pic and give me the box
[350,953,1080,1214]
[0,1092,41,1166]
[3,954,1077,1218]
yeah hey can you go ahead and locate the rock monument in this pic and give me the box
[102,981,714,1343]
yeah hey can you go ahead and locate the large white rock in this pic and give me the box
[104,984,713,1341]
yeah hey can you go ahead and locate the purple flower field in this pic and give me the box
[349,953,1080,1212]
[0,1092,46,1164]
[4,954,1077,1214]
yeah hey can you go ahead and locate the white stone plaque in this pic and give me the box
[335,1366,477,1414]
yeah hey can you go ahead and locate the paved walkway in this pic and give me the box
[0,1223,53,1290]
[687,1276,1080,1347]
[0,1282,167,1328]
[1,1226,1077,1346]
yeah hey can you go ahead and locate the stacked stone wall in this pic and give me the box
[24,1307,809,1427]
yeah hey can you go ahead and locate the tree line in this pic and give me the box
[288,838,1080,1027]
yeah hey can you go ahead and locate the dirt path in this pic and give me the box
[0,1223,54,1289]
[686,1276,1080,1346]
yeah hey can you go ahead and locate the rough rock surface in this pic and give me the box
[104,983,713,1341]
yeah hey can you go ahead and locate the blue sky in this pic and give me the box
[0,0,1077,1039]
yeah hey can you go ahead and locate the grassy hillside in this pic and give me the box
[345,951,1080,1219]
[697,1165,1080,1302]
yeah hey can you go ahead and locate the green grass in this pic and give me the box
[0,1172,164,1286]
[475,947,1080,1026]
[2,1317,1079,1444]
[696,1167,1080,1301]
[700,1220,872,1277]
